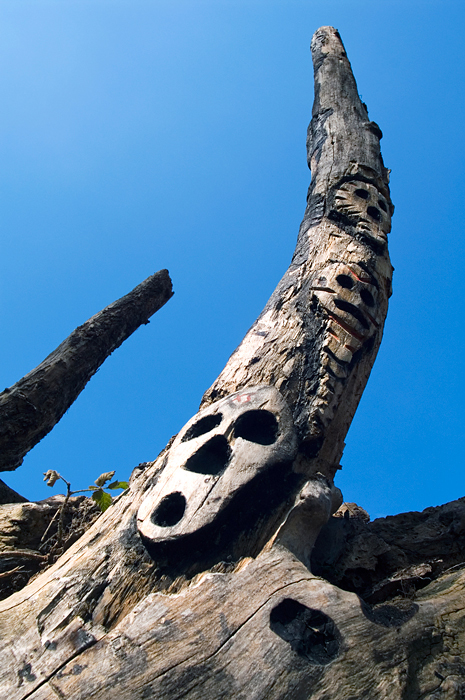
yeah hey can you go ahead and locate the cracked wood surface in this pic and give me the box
[5,547,465,699]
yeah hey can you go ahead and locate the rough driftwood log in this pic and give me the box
[0,269,173,473]
[1,26,463,700]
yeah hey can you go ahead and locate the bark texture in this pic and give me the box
[1,26,461,700]
[0,269,173,472]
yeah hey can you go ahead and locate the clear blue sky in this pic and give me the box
[1,1,463,518]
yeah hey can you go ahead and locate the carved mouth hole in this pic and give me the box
[333,299,370,330]
[354,188,369,200]
[151,492,186,527]
[182,413,223,442]
[184,435,231,475]
[367,206,381,221]
[234,410,278,445]
[360,289,375,307]
[335,274,354,290]
[378,199,387,212]
[270,599,341,665]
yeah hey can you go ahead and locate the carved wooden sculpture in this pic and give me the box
[2,27,465,700]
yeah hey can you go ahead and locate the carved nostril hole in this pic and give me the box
[378,199,387,212]
[182,413,222,442]
[184,435,231,475]
[354,188,369,200]
[335,274,354,290]
[151,492,186,527]
[367,206,381,221]
[234,410,278,445]
[270,599,341,665]
[360,289,375,307]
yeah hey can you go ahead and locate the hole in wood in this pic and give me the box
[184,435,231,475]
[333,299,370,330]
[367,206,381,221]
[151,492,186,527]
[378,199,387,212]
[233,410,278,445]
[182,414,223,442]
[270,599,341,665]
[360,289,375,307]
[335,274,354,290]
[354,188,369,200]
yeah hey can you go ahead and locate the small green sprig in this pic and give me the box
[43,469,128,512]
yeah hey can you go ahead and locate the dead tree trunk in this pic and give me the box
[1,27,464,700]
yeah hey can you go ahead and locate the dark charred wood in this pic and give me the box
[0,269,173,472]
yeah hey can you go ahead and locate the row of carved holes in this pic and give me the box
[151,410,279,528]
[354,188,387,221]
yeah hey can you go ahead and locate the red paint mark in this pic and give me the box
[346,266,372,285]
[327,312,365,341]
[365,311,379,327]
[329,331,340,342]
[344,344,358,354]
[233,394,251,404]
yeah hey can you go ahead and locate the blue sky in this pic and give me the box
[1,1,463,518]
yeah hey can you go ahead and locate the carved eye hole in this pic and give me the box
[151,492,186,527]
[335,274,354,290]
[360,289,375,307]
[354,188,369,200]
[367,206,381,222]
[378,199,387,212]
[184,435,231,475]
[234,410,278,445]
[182,413,222,442]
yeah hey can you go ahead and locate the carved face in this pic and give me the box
[332,181,391,244]
[137,385,298,547]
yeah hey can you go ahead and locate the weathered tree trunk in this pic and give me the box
[0,269,173,472]
[1,26,464,700]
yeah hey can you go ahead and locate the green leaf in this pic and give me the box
[88,485,98,490]
[94,470,116,487]
[91,489,113,512]
[107,481,129,491]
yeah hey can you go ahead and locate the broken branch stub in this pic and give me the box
[0,269,173,471]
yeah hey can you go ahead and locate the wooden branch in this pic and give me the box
[0,269,173,472]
